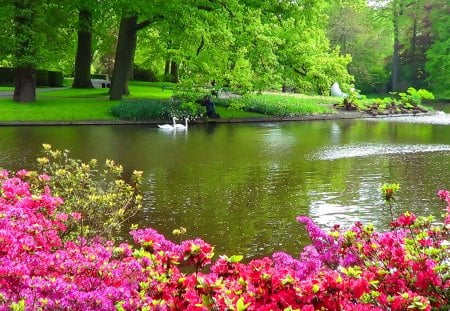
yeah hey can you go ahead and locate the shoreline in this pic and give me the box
[0,111,434,126]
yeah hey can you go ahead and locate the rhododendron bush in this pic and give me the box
[0,170,449,311]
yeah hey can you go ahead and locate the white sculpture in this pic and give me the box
[330,82,348,98]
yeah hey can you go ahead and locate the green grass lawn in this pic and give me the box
[215,106,267,119]
[0,86,14,91]
[0,82,173,121]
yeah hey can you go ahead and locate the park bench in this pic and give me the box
[91,74,110,88]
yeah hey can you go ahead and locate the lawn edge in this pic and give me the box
[0,111,433,126]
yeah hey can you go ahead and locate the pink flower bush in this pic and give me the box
[0,170,448,310]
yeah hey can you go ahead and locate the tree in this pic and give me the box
[391,0,406,92]
[2,1,73,102]
[426,0,450,98]
[275,0,353,94]
[109,12,158,100]
[327,0,392,93]
[72,8,94,88]
[12,0,42,102]
[71,0,117,88]
[109,0,231,100]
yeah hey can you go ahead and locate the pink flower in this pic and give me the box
[70,212,82,220]
[0,169,8,179]
[437,189,449,201]
[56,213,68,221]
[393,211,417,227]
[38,174,51,182]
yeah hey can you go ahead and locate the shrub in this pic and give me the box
[398,87,435,106]
[111,99,203,121]
[226,94,333,116]
[36,69,49,86]
[132,65,158,82]
[47,71,64,87]
[0,68,64,86]
[91,74,108,80]
[0,67,14,85]
[36,144,143,240]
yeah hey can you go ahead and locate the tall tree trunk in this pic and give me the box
[164,59,171,81]
[392,0,403,92]
[13,0,37,102]
[72,9,94,88]
[110,15,138,100]
[124,47,136,95]
[411,15,418,87]
[13,68,36,102]
[170,60,179,83]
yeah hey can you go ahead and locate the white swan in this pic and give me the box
[174,118,189,130]
[158,117,177,130]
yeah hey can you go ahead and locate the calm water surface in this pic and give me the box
[0,111,449,258]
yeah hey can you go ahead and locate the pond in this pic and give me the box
[0,111,449,258]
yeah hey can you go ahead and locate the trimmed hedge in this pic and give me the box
[0,67,64,87]
[0,68,14,85]
[36,70,49,87]
[91,74,109,80]
[48,71,64,87]
[132,65,158,82]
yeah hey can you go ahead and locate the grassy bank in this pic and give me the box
[0,83,341,122]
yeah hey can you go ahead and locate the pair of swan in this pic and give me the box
[158,117,188,130]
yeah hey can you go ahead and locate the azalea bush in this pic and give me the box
[36,144,143,240]
[0,168,448,310]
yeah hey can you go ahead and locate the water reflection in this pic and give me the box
[365,112,450,125]
[0,115,448,258]
[315,143,450,160]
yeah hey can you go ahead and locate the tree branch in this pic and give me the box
[196,36,205,56]
[292,65,307,76]
[203,0,235,17]
[136,14,165,30]
[197,5,214,11]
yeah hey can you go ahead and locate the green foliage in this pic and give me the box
[10,300,25,311]
[37,144,143,240]
[111,99,203,121]
[426,0,450,99]
[132,65,158,82]
[226,50,255,93]
[334,87,433,114]
[380,183,400,202]
[90,74,108,80]
[111,99,171,120]
[397,87,435,106]
[219,94,334,117]
[327,1,392,93]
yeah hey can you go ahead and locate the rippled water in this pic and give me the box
[315,143,450,160]
[365,112,450,125]
[0,111,448,258]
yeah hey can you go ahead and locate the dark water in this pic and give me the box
[0,112,449,258]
